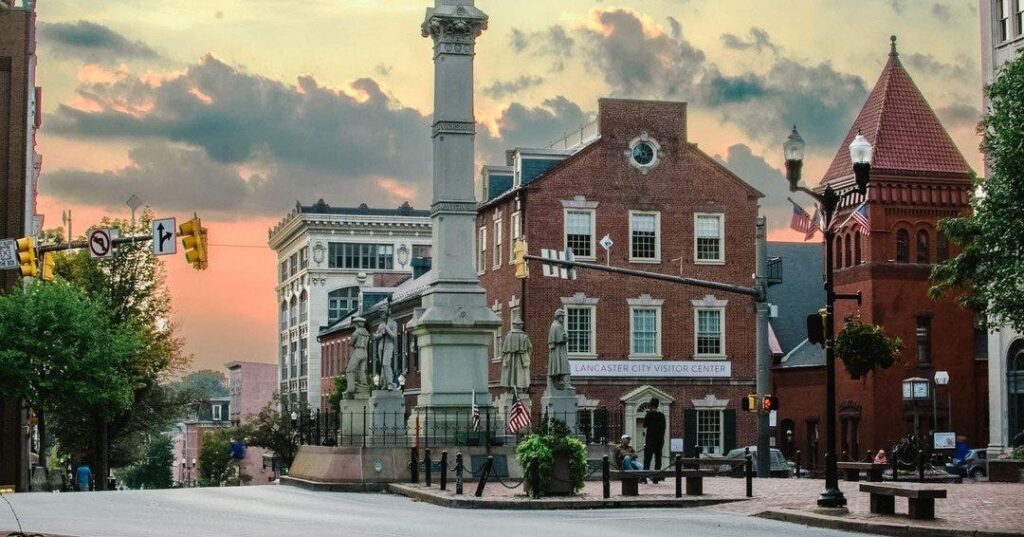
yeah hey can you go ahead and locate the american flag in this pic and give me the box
[805,205,822,241]
[851,203,871,236]
[789,200,813,234]
[471,390,480,432]
[507,391,532,434]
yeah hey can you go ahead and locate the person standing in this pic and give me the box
[643,398,666,477]
[75,463,92,492]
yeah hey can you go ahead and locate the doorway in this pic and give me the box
[621,385,674,462]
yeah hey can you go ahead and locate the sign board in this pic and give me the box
[152,217,177,256]
[599,234,613,250]
[670,438,684,453]
[933,431,956,450]
[88,228,113,259]
[569,360,731,378]
[0,239,17,270]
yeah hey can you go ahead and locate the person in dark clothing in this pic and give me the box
[643,398,666,478]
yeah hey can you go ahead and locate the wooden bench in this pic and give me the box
[860,482,947,520]
[837,461,887,482]
[609,469,716,496]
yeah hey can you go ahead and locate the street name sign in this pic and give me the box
[152,217,177,256]
[0,239,17,270]
[88,228,113,259]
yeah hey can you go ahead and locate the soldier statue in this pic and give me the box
[548,308,572,390]
[374,317,399,390]
[344,317,370,398]
[500,317,532,391]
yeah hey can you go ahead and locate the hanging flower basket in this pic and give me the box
[835,317,903,380]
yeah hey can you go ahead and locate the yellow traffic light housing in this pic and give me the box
[179,215,208,270]
[741,393,758,413]
[16,237,37,278]
[513,239,529,279]
[40,252,55,282]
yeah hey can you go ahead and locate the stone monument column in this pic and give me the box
[410,0,500,434]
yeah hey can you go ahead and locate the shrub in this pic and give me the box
[515,417,587,498]
[835,317,903,380]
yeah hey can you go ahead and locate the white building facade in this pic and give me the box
[268,200,431,409]
[979,0,1024,456]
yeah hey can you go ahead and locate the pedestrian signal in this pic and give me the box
[742,394,758,413]
[762,395,780,412]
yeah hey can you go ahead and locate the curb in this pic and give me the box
[279,476,389,493]
[388,483,748,510]
[755,509,1022,537]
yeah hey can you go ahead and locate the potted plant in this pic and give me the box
[516,418,587,498]
[835,317,903,380]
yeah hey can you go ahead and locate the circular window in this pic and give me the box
[632,142,655,166]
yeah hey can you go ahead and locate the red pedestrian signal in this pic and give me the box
[762,395,780,412]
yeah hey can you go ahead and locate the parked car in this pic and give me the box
[719,447,792,477]
[945,448,987,478]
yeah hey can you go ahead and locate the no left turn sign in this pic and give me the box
[89,229,113,259]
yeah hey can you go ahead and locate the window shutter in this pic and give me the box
[683,409,697,457]
[724,409,737,452]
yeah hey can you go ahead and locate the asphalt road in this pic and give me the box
[1,486,871,537]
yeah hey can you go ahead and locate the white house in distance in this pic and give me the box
[268,200,431,409]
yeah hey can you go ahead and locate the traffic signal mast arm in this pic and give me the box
[36,233,154,254]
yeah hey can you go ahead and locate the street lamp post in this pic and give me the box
[783,125,872,509]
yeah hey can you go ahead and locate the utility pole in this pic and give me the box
[754,217,771,478]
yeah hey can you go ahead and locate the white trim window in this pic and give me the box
[477,226,487,275]
[212,404,222,422]
[629,211,660,263]
[492,305,503,362]
[509,211,522,263]
[493,218,503,270]
[630,307,661,357]
[696,409,724,454]
[694,213,725,264]
[564,209,595,259]
[566,306,595,355]
[694,308,725,357]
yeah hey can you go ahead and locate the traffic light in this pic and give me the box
[16,237,37,277]
[179,215,209,270]
[513,239,529,279]
[762,394,780,412]
[742,393,758,413]
[807,308,827,347]
[40,252,55,282]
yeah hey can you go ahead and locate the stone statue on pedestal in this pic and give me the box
[344,317,370,398]
[375,318,399,390]
[548,308,572,390]
[500,317,532,392]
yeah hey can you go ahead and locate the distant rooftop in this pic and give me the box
[296,199,429,217]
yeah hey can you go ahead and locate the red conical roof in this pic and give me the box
[821,36,972,184]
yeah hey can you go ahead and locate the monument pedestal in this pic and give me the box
[494,391,533,438]
[339,393,370,444]
[369,390,407,446]
[541,385,578,432]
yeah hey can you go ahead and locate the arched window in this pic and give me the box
[896,229,909,263]
[916,230,930,264]
[289,296,298,326]
[844,233,852,268]
[854,233,862,265]
[936,230,949,262]
[279,301,287,331]
[835,236,844,269]
[299,290,308,323]
[328,287,360,323]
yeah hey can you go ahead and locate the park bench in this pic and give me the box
[609,468,717,496]
[860,482,947,520]
[837,461,886,482]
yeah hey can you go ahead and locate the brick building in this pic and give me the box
[225,361,278,485]
[475,98,763,458]
[773,40,986,464]
[1,0,41,491]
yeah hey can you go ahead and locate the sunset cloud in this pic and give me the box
[38,20,160,62]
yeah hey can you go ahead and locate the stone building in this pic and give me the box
[979,0,1024,457]
[268,200,431,410]
[475,98,763,457]
[775,39,985,461]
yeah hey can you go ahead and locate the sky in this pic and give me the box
[29,0,985,371]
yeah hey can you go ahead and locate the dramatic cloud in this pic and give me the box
[508,26,575,71]
[714,144,818,234]
[479,97,591,163]
[38,21,160,62]
[936,103,982,128]
[720,27,779,54]
[482,75,546,99]
[902,52,975,79]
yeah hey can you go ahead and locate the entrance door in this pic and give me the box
[621,386,673,465]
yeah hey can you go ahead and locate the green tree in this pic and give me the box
[171,370,229,399]
[326,376,347,412]
[0,281,142,469]
[120,435,174,489]
[931,52,1024,331]
[239,400,302,470]
[196,428,247,486]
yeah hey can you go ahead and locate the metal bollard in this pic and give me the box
[425,449,432,487]
[602,456,610,499]
[440,451,448,491]
[744,447,753,498]
[474,456,494,498]
[410,447,419,484]
[917,449,925,483]
[455,452,464,495]
[866,450,872,463]
[530,459,541,498]
[842,450,848,462]
[795,450,802,479]
[674,455,682,498]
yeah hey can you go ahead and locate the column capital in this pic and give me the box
[421,3,488,55]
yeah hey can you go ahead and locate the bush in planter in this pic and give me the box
[516,418,587,498]
[1012,445,1024,461]
[835,317,903,380]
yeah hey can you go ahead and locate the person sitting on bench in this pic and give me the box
[615,435,644,471]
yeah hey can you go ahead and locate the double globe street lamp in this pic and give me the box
[783,125,873,509]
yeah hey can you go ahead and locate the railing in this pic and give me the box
[547,120,600,151]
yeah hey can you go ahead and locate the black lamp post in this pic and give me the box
[783,125,872,509]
